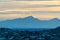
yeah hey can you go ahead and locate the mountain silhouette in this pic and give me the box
[0,16,60,28]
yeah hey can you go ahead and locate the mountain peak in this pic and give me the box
[50,18,60,21]
[24,16,36,20]
[25,16,34,19]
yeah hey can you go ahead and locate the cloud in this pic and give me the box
[0,2,60,8]
[16,0,53,1]
[0,11,60,14]
[0,1,60,12]
[0,0,54,1]
[0,0,14,2]
[0,1,60,20]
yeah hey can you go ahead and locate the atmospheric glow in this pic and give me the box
[0,1,60,20]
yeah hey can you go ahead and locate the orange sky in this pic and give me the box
[0,1,60,20]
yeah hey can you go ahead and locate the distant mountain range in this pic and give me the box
[0,16,60,28]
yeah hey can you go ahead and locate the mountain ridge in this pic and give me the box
[0,16,60,28]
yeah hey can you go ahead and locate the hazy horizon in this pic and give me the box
[0,16,60,21]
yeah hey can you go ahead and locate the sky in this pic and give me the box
[0,0,60,1]
[0,0,60,20]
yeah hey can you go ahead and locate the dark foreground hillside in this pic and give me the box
[0,27,60,40]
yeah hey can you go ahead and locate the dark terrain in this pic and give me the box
[0,26,60,40]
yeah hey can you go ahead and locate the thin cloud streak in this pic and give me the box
[0,11,60,14]
[15,0,59,1]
